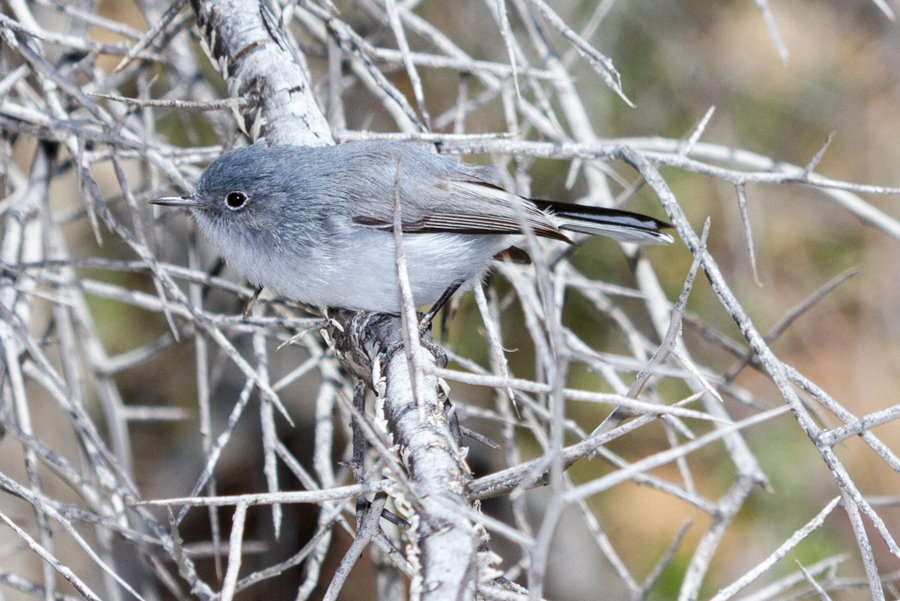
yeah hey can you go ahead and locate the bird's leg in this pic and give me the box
[242,286,263,319]
[380,283,460,368]
[418,281,462,333]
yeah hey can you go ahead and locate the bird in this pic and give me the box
[151,141,673,315]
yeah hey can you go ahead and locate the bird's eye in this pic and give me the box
[225,191,247,210]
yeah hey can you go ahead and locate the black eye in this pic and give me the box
[225,191,247,210]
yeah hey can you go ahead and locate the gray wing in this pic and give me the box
[344,143,570,242]
[410,179,571,243]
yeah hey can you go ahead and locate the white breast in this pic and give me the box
[202,214,511,312]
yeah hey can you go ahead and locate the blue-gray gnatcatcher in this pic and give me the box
[151,141,673,314]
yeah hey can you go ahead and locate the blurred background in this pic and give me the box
[1,0,899,599]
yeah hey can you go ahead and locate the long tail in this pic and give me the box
[530,199,674,245]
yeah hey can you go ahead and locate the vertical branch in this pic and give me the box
[189,0,332,147]
[330,312,481,599]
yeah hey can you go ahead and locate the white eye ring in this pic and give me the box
[225,191,247,210]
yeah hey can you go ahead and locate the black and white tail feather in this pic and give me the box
[441,179,674,247]
[530,199,674,245]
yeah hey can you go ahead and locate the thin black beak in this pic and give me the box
[150,194,206,209]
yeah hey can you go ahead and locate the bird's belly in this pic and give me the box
[328,231,510,312]
[313,231,510,312]
[217,226,509,312]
